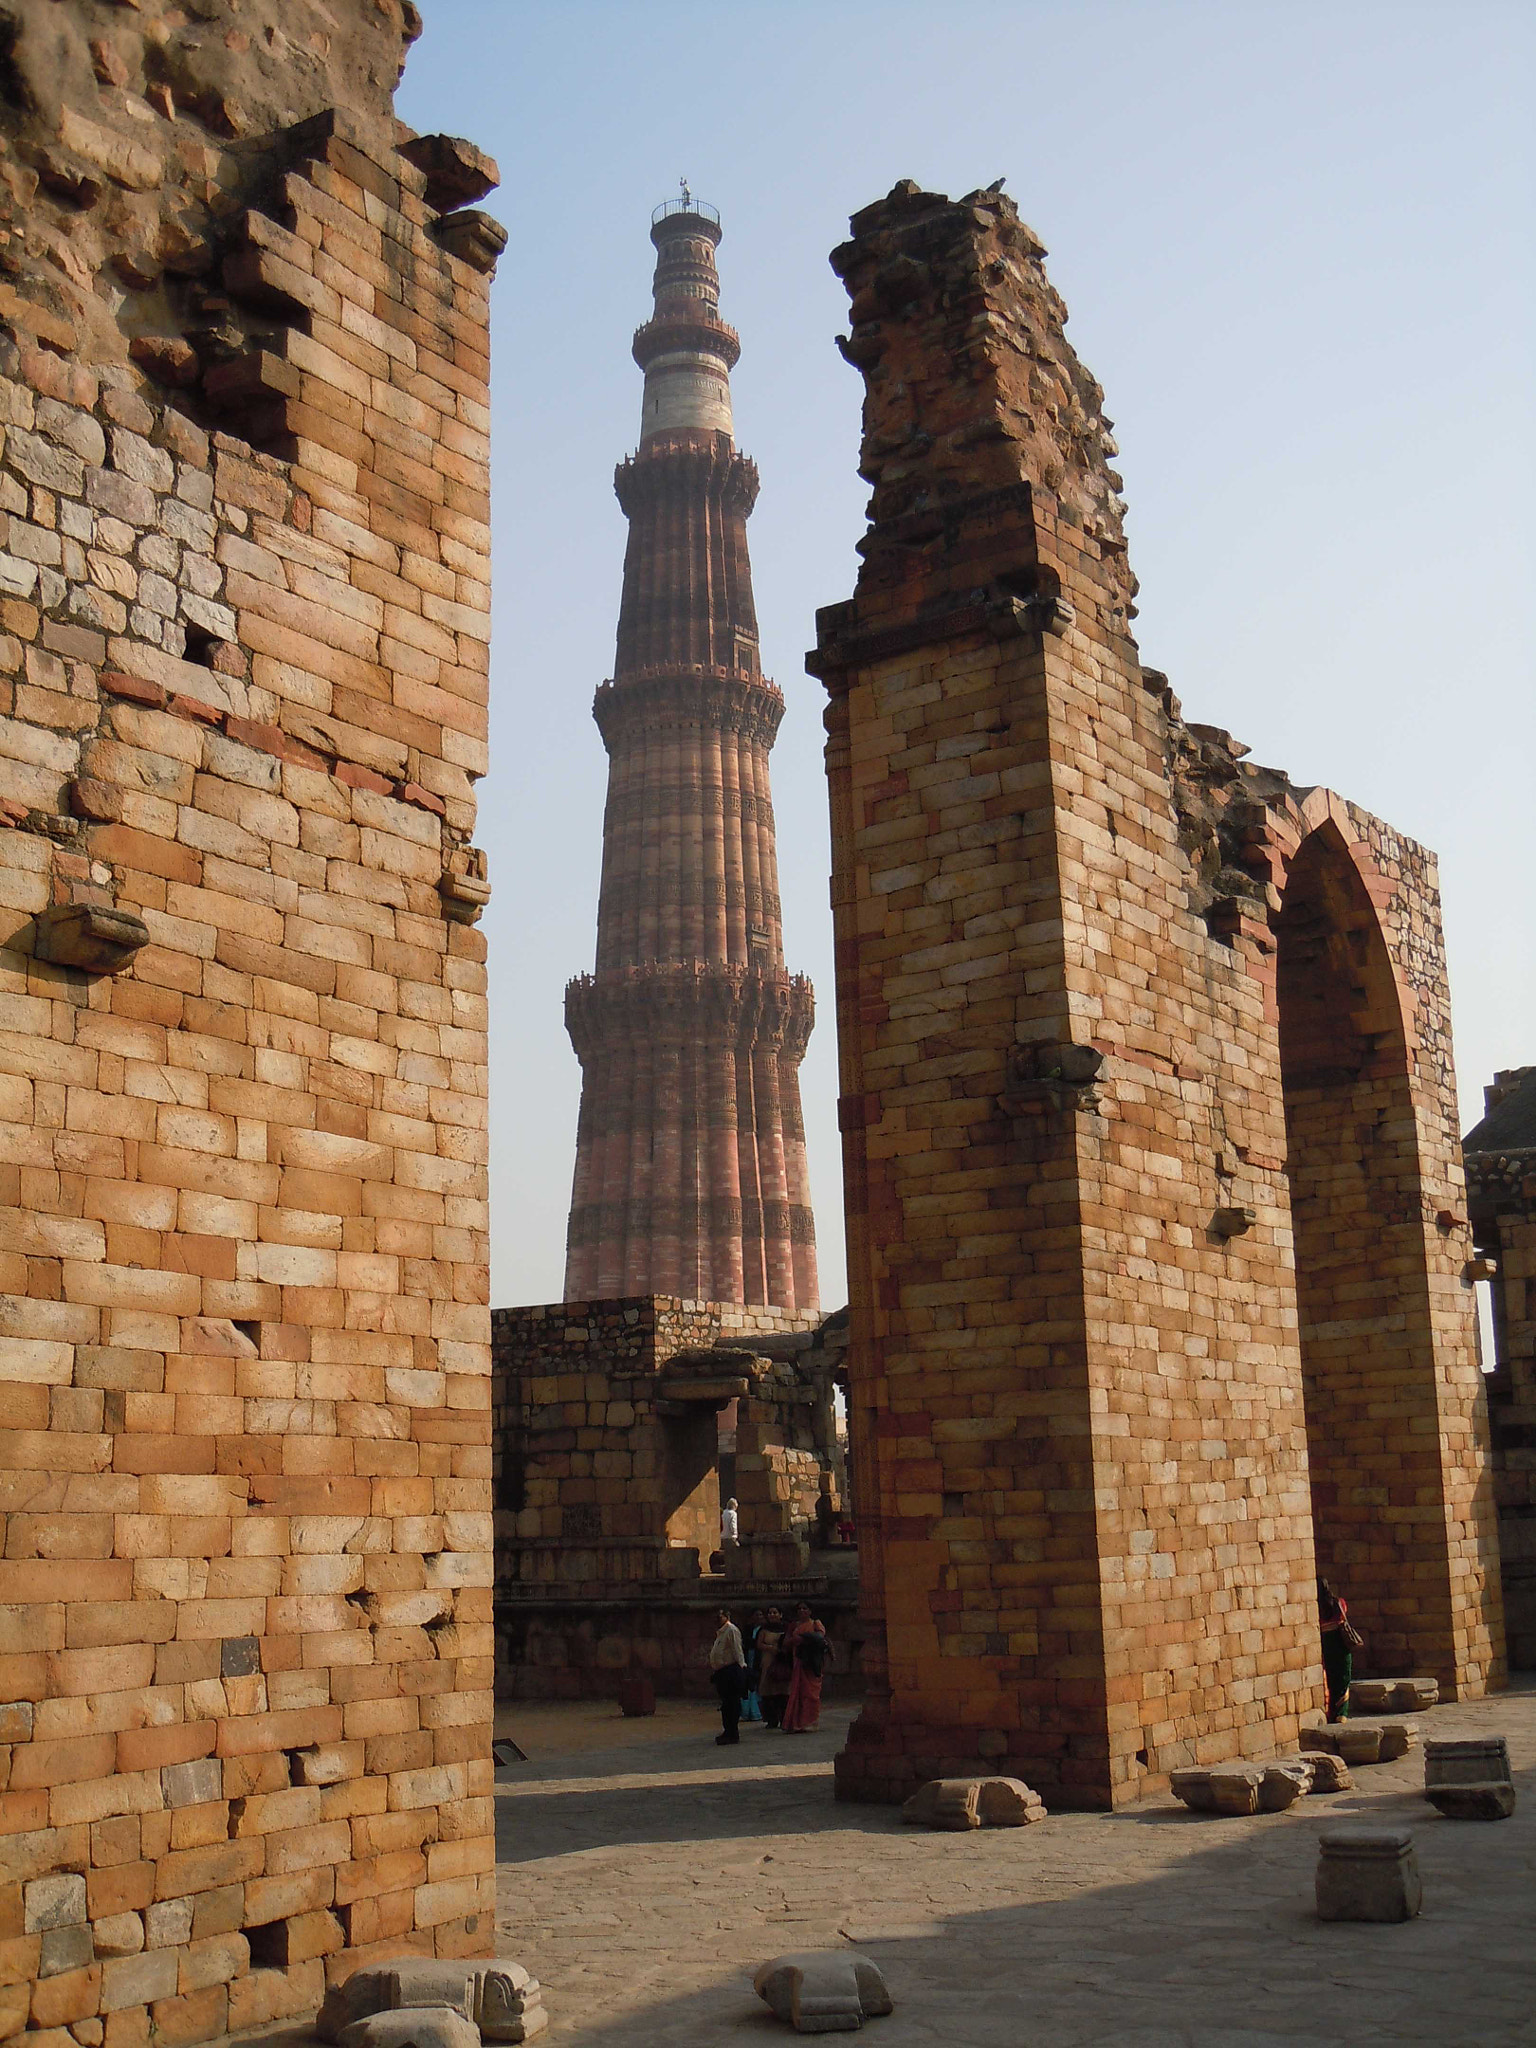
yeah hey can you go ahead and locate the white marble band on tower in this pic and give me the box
[640,352,733,438]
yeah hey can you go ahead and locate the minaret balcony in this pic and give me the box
[631,311,741,372]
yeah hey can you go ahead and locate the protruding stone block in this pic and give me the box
[753,1953,892,2033]
[432,210,507,274]
[1315,1828,1422,1923]
[34,901,150,975]
[398,134,500,212]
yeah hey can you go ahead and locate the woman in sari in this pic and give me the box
[757,1606,792,1730]
[1318,1577,1356,1723]
[781,1604,831,1734]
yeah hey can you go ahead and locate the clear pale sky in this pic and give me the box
[398,2,1535,1313]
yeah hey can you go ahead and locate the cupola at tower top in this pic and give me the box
[633,197,740,442]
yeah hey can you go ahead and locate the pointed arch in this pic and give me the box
[1275,818,1455,1677]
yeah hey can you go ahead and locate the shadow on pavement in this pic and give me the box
[496,1721,1536,2047]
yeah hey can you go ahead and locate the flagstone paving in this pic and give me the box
[490,1683,1536,2048]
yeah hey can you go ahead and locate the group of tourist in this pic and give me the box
[707,1603,830,1744]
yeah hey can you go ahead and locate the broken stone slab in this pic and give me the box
[339,2013,480,2048]
[901,1775,1046,1829]
[1305,1752,1354,1794]
[320,1963,545,2045]
[1425,1782,1516,1820]
[1350,1677,1441,1714]
[1315,1828,1422,1923]
[1168,1766,1218,1812]
[1330,1725,1384,1766]
[753,1953,892,2033]
[1347,1679,1395,1714]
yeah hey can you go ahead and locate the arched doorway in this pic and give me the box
[1276,821,1456,1680]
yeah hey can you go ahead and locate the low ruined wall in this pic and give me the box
[497,1591,864,1705]
[0,60,500,2048]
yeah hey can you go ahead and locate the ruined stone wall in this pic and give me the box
[0,19,502,2039]
[1467,1070,1536,1669]
[810,181,1502,1809]
[491,1296,850,1699]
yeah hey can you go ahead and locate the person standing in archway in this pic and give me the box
[1318,1577,1360,1722]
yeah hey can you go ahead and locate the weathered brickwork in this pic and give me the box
[808,181,1503,1810]
[0,17,500,2042]
[492,1297,853,1698]
[563,205,817,1311]
[1466,1069,1536,1668]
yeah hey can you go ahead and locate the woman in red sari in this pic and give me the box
[781,1604,831,1733]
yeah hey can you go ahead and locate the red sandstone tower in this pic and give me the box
[563,198,818,1309]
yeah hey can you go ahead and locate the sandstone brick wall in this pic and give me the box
[810,181,1503,1809]
[0,71,500,2048]
[1466,1070,1536,1668]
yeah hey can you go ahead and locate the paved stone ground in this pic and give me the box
[490,1683,1536,2048]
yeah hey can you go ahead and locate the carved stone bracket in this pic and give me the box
[1000,1039,1104,1115]
[440,857,491,925]
[1211,1205,1257,1240]
[431,211,507,274]
[34,902,150,975]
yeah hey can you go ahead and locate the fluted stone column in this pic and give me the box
[564,200,818,1309]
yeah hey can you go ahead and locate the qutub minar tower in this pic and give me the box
[563,194,819,1310]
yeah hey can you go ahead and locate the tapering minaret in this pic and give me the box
[563,197,818,1310]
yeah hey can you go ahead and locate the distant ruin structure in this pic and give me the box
[492,1298,854,1698]
[1467,1069,1536,1668]
[0,3,500,2037]
[809,180,1504,1810]
[562,200,818,1311]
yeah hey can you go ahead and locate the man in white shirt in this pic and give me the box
[707,1607,747,1745]
[720,1498,739,1543]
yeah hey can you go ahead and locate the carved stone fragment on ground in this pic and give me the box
[339,2012,482,2048]
[1424,1737,1516,1820]
[320,1963,547,2045]
[753,1953,893,2033]
[1315,1829,1422,1922]
[902,1776,1046,1829]
[1305,1752,1354,1794]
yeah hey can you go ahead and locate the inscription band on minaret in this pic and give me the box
[563,199,818,1310]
